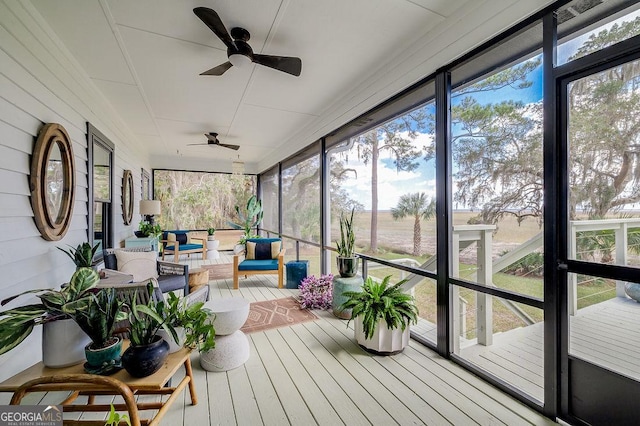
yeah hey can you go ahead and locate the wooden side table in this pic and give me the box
[0,344,196,426]
[188,267,209,292]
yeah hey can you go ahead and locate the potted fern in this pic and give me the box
[340,275,418,355]
[336,208,358,277]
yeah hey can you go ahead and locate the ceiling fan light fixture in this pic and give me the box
[229,53,251,68]
[232,160,245,175]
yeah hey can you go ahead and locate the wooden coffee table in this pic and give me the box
[0,343,196,426]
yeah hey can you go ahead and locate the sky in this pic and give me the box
[335,7,640,211]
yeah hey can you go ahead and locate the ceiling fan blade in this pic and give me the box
[186,143,209,146]
[200,62,233,76]
[219,143,240,151]
[193,7,233,48]
[253,54,302,76]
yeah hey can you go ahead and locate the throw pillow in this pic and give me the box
[115,250,159,282]
[246,241,280,260]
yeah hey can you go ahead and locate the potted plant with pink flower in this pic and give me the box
[299,274,334,310]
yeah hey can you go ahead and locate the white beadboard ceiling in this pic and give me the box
[30,0,553,173]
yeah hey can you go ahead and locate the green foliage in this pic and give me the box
[127,282,177,347]
[69,288,127,349]
[502,251,544,277]
[0,267,100,355]
[57,242,99,267]
[207,227,216,236]
[138,221,162,237]
[442,18,640,224]
[158,293,216,352]
[105,404,131,426]
[228,195,264,241]
[154,170,256,230]
[391,192,435,256]
[340,275,418,340]
[336,208,356,257]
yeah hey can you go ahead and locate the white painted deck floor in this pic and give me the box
[0,252,557,425]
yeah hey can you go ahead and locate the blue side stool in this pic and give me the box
[286,260,309,289]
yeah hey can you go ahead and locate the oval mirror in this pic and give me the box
[122,170,134,225]
[30,123,75,241]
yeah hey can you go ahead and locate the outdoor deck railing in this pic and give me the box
[262,218,640,347]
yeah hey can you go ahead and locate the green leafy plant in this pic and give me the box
[70,288,127,349]
[160,292,216,352]
[127,282,178,347]
[228,195,264,243]
[0,267,100,355]
[138,221,162,237]
[57,242,99,268]
[339,275,418,340]
[336,208,356,257]
[207,227,216,236]
[105,404,131,426]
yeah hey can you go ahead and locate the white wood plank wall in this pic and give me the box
[0,0,152,380]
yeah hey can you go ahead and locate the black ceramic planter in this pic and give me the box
[122,335,169,378]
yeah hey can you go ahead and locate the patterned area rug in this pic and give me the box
[241,297,318,334]
[200,263,234,280]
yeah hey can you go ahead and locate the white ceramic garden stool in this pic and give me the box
[200,297,250,372]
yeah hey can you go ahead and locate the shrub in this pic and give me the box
[503,251,544,277]
[299,274,334,309]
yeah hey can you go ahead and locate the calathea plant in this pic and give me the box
[0,267,100,354]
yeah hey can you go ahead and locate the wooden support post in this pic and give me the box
[615,223,628,298]
[451,232,461,355]
[476,228,493,346]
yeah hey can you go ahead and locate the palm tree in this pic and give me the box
[391,192,435,256]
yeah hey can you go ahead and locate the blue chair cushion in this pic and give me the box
[238,259,279,271]
[165,243,202,251]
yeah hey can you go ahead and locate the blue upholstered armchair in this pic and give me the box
[233,238,285,289]
[161,230,207,262]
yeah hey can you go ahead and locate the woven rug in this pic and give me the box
[200,263,234,280]
[241,297,318,334]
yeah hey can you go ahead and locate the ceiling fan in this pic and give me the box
[187,133,240,150]
[193,7,302,77]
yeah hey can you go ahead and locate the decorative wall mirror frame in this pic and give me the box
[30,123,75,241]
[122,169,134,225]
[141,168,151,200]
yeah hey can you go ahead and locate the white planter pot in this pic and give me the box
[233,244,245,255]
[42,318,91,368]
[157,326,186,353]
[354,316,410,355]
[207,239,220,251]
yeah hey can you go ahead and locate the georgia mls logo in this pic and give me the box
[0,405,63,426]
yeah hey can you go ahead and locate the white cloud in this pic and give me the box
[334,132,436,209]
